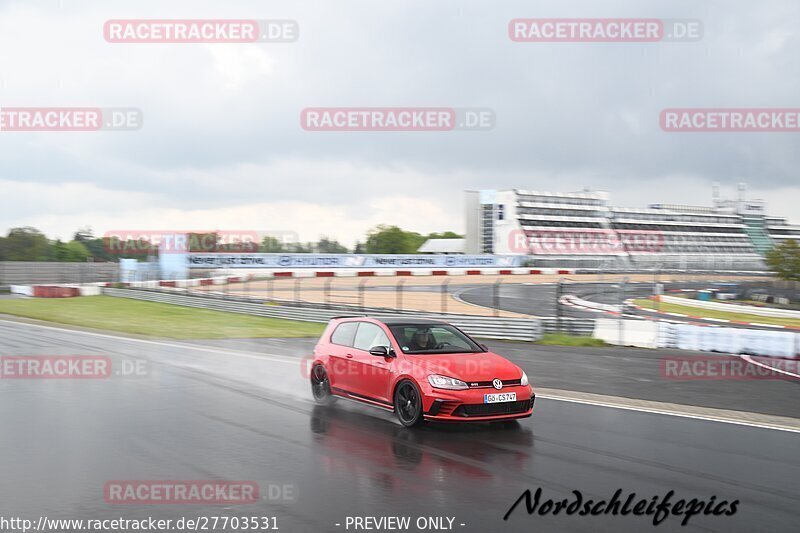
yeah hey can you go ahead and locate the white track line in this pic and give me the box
[538,394,800,434]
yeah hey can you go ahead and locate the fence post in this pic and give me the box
[359,278,368,312]
[324,277,332,309]
[655,269,661,314]
[294,278,301,304]
[555,277,564,334]
[618,276,628,345]
[441,278,450,315]
[267,277,273,302]
[493,278,501,317]
[397,278,405,311]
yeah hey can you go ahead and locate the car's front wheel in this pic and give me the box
[310,364,335,405]
[394,380,424,427]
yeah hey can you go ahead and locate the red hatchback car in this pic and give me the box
[309,316,535,426]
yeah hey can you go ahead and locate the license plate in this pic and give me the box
[484,392,517,404]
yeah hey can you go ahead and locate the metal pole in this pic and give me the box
[359,278,367,312]
[618,276,628,346]
[294,278,301,304]
[655,269,661,314]
[555,277,563,334]
[442,279,449,315]
[397,279,405,312]
[324,277,332,309]
[493,278,501,317]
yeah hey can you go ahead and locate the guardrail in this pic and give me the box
[539,317,597,336]
[103,288,545,341]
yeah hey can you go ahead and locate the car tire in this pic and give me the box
[394,380,424,427]
[310,364,335,405]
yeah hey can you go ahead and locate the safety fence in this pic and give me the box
[103,288,545,341]
[0,262,119,285]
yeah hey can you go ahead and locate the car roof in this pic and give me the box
[333,316,450,326]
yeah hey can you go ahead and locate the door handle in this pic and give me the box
[346,354,354,359]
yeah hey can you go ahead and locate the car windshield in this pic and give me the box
[388,324,484,354]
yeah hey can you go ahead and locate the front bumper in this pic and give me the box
[422,385,535,422]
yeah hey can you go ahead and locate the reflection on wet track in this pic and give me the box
[311,404,533,481]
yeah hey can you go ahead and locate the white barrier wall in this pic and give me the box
[660,295,800,319]
[10,285,33,296]
[593,318,659,348]
[658,323,799,358]
[595,318,799,357]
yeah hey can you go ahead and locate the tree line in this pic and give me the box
[0,225,463,262]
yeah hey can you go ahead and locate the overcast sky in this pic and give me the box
[1,0,798,246]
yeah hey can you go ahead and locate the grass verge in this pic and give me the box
[633,299,800,328]
[0,295,325,339]
[535,333,608,347]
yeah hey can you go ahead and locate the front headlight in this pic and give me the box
[520,371,529,386]
[427,374,469,390]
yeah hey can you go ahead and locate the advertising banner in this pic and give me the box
[185,253,523,269]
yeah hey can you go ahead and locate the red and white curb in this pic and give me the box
[233,267,575,278]
[559,294,624,316]
[560,294,800,331]
[740,354,800,380]
[626,299,800,331]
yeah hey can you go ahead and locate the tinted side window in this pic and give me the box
[352,323,391,351]
[330,322,358,346]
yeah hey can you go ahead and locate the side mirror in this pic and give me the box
[478,343,489,352]
[369,346,390,357]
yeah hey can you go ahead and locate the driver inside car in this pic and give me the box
[408,328,436,351]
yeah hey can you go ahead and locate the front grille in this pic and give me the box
[453,398,534,417]
[467,379,522,389]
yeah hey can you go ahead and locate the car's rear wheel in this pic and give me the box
[310,365,335,405]
[394,380,424,427]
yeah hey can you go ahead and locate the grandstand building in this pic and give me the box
[464,184,800,271]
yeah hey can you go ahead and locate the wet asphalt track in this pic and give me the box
[1,319,798,532]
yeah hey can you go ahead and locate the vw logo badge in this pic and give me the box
[492,379,503,390]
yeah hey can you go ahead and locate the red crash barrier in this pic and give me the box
[32,286,80,298]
